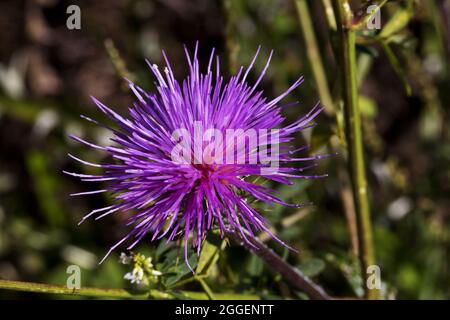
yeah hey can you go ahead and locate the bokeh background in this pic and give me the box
[0,0,449,299]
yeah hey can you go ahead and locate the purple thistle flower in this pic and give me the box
[66,44,328,271]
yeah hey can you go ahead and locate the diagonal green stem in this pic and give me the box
[331,0,379,300]
[0,279,258,300]
[294,0,335,115]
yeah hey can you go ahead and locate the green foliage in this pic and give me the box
[1,0,449,300]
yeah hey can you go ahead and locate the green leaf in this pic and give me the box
[26,150,66,227]
[379,41,412,96]
[155,241,173,259]
[379,3,414,40]
[196,239,220,275]
[163,253,198,288]
[246,254,264,277]
[297,258,325,277]
[325,253,364,297]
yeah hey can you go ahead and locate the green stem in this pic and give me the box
[331,0,379,300]
[196,277,216,300]
[222,0,240,74]
[0,279,258,300]
[104,39,136,83]
[322,0,337,30]
[294,0,335,115]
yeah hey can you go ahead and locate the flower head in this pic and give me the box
[66,44,327,271]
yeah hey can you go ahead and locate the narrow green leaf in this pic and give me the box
[379,4,413,39]
[379,41,412,96]
[298,258,326,277]
[196,239,220,274]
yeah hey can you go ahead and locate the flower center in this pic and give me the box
[193,164,216,180]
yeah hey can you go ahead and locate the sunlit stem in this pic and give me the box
[331,0,379,300]
[294,0,335,115]
[0,279,259,300]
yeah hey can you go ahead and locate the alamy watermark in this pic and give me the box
[366,265,382,290]
[170,122,280,175]
[367,5,381,30]
[66,5,81,30]
[66,264,81,290]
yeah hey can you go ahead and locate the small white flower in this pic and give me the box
[124,267,144,284]
[123,252,162,285]
[119,252,131,264]
[124,272,134,282]
[151,270,162,277]
[143,257,153,269]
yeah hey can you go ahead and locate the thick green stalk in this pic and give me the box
[0,279,259,300]
[331,0,379,300]
[294,0,335,115]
